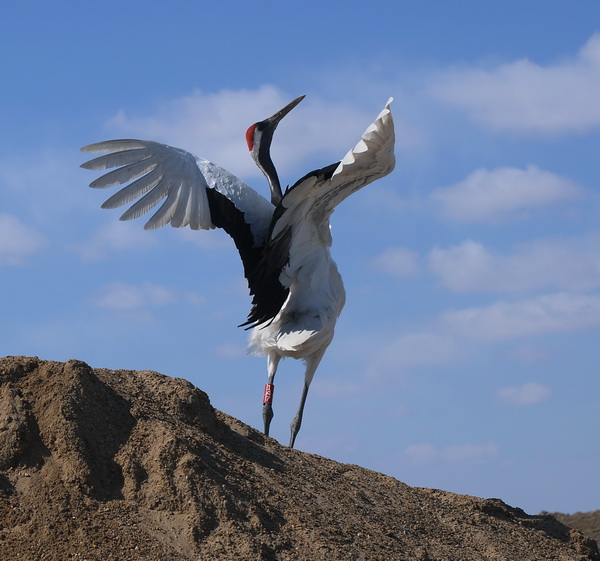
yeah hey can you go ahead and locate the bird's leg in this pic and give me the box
[263,354,280,436]
[289,382,310,448]
[289,351,325,448]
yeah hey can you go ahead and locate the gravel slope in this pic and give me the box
[0,356,597,561]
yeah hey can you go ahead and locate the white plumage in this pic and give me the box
[81,96,395,447]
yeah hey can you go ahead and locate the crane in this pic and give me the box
[81,95,395,448]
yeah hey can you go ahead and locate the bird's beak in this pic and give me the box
[263,95,305,129]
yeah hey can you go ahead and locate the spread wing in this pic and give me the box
[282,97,394,210]
[80,139,274,247]
[81,140,278,313]
[270,98,395,242]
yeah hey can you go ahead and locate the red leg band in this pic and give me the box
[263,383,274,404]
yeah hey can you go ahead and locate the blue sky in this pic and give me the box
[2,1,599,515]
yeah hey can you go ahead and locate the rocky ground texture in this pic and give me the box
[0,356,598,560]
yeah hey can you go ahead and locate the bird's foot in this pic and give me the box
[289,414,302,448]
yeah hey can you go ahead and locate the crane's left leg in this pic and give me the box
[289,350,326,448]
[263,354,280,436]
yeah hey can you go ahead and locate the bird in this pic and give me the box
[81,95,395,448]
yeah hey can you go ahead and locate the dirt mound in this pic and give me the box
[549,512,600,544]
[0,356,598,561]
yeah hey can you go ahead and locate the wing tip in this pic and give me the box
[377,97,394,121]
[331,96,395,179]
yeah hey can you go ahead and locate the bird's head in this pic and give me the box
[245,95,305,206]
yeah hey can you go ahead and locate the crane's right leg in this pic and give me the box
[262,354,280,436]
[289,349,326,448]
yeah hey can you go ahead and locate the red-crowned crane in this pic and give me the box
[81,95,395,448]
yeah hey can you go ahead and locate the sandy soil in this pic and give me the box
[0,356,598,560]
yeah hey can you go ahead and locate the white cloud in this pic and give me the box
[75,219,232,262]
[372,247,421,278]
[386,404,410,419]
[497,382,551,406]
[428,235,600,292]
[429,240,493,291]
[362,186,423,216]
[183,292,206,307]
[431,33,600,135]
[0,213,45,266]
[0,151,89,222]
[74,221,157,261]
[440,443,499,464]
[312,379,364,398]
[404,442,498,465]
[441,292,600,340]
[106,85,378,181]
[214,342,247,360]
[404,443,437,464]
[370,332,459,378]
[90,281,175,312]
[506,344,551,364]
[429,165,582,222]
[299,434,360,458]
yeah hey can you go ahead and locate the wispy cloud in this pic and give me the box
[73,221,157,261]
[404,443,437,464]
[312,378,365,398]
[90,281,175,312]
[428,234,600,292]
[0,150,88,221]
[441,292,600,340]
[497,382,551,406]
[298,434,360,458]
[372,247,421,278]
[506,343,551,364]
[431,33,600,135]
[0,213,45,266]
[369,332,459,379]
[214,342,247,360]
[429,165,582,222]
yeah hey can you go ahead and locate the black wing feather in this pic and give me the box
[206,189,290,329]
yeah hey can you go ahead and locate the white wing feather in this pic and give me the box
[81,140,274,243]
[272,98,395,241]
[332,97,395,183]
[281,98,395,214]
